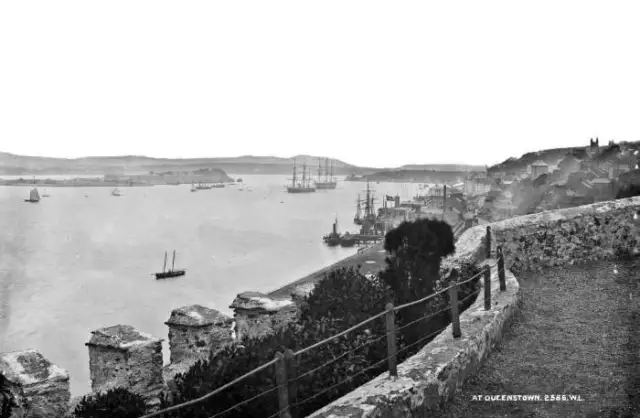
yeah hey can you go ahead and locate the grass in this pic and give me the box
[434,259,639,418]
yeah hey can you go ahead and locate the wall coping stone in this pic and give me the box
[0,349,69,386]
[85,324,163,350]
[165,304,233,327]
[229,291,295,312]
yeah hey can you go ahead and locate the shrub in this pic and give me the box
[616,184,640,199]
[379,218,455,351]
[1,372,18,418]
[72,387,147,418]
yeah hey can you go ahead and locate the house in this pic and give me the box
[530,160,549,178]
[590,178,614,200]
[557,154,581,174]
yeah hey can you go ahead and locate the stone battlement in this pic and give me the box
[1,196,639,417]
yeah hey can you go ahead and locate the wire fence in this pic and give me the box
[140,226,508,418]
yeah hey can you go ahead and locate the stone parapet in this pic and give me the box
[165,304,234,367]
[229,292,297,341]
[0,349,70,418]
[85,324,163,409]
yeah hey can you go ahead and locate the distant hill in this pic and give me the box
[488,140,640,174]
[398,164,486,171]
[0,152,381,175]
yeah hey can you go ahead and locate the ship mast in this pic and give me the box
[163,251,167,273]
[324,158,329,183]
[302,162,307,188]
[291,160,298,187]
[172,250,176,272]
[329,159,333,182]
[317,159,323,184]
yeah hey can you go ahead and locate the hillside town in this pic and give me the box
[381,138,639,235]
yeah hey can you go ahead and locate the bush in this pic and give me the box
[72,387,147,418]
[616,184,640,199]
[379,218,455,349]
[1,372,18,418]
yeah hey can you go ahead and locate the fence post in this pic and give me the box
[274,352,291,418]
[449,269,461,338]
[497,245,506,291]
[484,266,491,311]
[486,226,492,259]
[284,349,298,418]
[385,303,398,377]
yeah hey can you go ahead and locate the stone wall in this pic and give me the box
[0,305,234,417]
[229,291,297,341]
[305,196,640,416]
[0,349,70,418]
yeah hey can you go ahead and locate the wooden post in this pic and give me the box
[443,184,447,217]
[385,303,398,377]
[449,270,461,338]
[486,226,492,259]
[497,245,506,291]
[284,349,298,418]
[274,352,291,418]
[484,266,491,311]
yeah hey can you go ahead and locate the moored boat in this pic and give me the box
[155,250,186,279]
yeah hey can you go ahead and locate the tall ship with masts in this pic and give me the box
[286,159,316,193]
[353,182,377,226]
[315,157,337,189]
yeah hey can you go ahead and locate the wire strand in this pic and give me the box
[290,357,389,410]
[393,305,451,333]
[292,332,388,383]
[139,358,279,418]
[207,384,284,418]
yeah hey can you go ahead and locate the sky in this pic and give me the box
[1,1,639,168]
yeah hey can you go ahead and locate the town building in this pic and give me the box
[530,160,549,179]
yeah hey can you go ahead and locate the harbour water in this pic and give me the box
[0,175,420,396]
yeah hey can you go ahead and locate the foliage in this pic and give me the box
[298,266,394,326]
[379,218,455,349]
[1,372,18,418]
[616,184,640,199]
[72,387,147,418]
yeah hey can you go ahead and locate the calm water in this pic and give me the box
[0,175,419,396]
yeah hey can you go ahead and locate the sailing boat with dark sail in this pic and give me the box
[286,159,316,193]
[155,250,186,279]
[24,188,40,203]
[315,158,337,189]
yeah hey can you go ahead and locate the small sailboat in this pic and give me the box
[190,182,197,192]
[155,250,186,279]
[24,188,40,203]
[41,189,50,198]
[111,188,122,197]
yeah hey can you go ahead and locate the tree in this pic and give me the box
[379,218,455,346]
